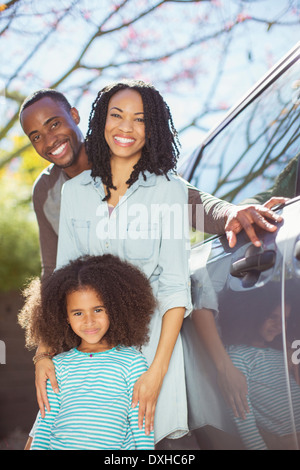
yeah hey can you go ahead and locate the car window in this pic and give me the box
[189,59,300,204]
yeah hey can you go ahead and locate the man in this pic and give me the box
[20,89,284,279]
[20,89,91,278]
[239,153,300,205]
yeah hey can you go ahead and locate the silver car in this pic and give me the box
[181,41,300,450]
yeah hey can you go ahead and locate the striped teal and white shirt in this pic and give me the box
[31,346,154,450]
[227,345,300,450]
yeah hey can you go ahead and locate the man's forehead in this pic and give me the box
[22,96,68,117]
[20,97,69,131]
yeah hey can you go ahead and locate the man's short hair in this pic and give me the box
[19,89,72,118]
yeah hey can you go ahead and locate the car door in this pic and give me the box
[181,43,300,450]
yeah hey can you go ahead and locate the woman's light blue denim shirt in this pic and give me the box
[56,169,192,318]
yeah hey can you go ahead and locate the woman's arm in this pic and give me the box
[34,344,59,418]
[127,355,155,449]
[192,308,249,419]
[31,370,61,450]
[132,177,192,435]
[131,306,185,435]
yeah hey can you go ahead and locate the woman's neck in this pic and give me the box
[110,156,137,184]
[106,157,138,206]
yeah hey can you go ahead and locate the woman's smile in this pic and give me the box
[113,135,136,146]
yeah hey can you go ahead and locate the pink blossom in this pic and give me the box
[218,101,229,110]
[82,10,91,20]
[111,3,121,12]
[211,0,222,7]
[128,26,137,39]
[236,13,251,23]
[225,21,234,31]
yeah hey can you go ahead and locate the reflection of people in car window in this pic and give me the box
[240,152,300,205]
[219,285,300,450]
[181,264,247,450]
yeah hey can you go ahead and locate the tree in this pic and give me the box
[0,0,299,166]
[0,0,299,289]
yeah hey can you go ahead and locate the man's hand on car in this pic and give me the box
[225,197,289,248]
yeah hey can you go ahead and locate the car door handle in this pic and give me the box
[230,250,276,278]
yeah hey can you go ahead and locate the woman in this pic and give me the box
[53,80,192,445]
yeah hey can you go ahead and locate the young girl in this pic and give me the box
[36,79,192,446]
[18,254,156,450]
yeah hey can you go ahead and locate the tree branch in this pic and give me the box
[0,0,21,11]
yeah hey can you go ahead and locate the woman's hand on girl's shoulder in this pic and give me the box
[35,358,59,417]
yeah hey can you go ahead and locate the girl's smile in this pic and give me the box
[66,287,111,353]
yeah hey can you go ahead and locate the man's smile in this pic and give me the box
[48,140,69,158]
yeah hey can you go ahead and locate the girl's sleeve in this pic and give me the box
[31,369,61,450]
[127,355,155,450]
[231,404,268,450]
[227,350,268,450]
[56,181,81,269]
[157,177,192,317]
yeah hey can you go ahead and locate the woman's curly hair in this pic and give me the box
[18,254,156,354]
[85,79,181,201]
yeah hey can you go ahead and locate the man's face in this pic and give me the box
[20,97,83,169]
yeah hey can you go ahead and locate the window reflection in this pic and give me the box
[190,65,300,204]
[219,283,300,450]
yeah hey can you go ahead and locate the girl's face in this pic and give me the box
[66,287,111,353]
[104,88,146,165]
[257,304,291,346]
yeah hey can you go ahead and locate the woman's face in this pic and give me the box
[104,88,146,165]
